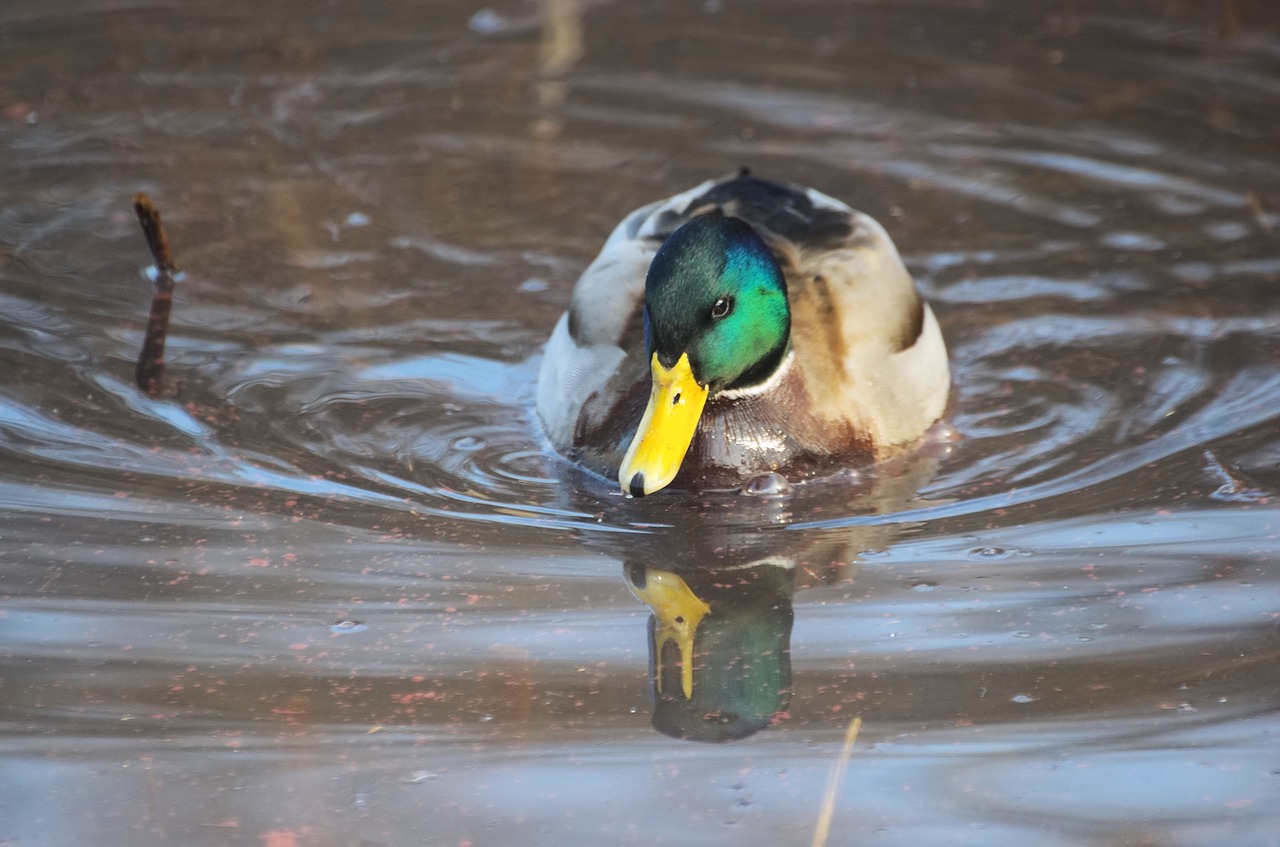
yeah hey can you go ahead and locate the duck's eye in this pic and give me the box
[710,297,733,320]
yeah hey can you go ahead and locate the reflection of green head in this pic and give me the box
[626,562,794,743]
[650,601,794,743]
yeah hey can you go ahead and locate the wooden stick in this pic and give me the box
[811,716,863,847]
[133,193,178,397]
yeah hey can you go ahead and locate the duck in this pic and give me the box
[535,170,949,497]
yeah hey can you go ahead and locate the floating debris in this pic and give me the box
[1203,450,1268,503]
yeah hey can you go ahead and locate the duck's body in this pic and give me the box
[536,172,949,495]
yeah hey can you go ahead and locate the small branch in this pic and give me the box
[133,193,179,397]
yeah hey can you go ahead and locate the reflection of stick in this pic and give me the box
[133,193,178,397]
[811,716,863,847]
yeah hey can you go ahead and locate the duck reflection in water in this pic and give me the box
[602,446,946,743]
[626,559,795,742]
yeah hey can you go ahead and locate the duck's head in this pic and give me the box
[619,215,790,496]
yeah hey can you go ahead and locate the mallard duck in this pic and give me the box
[536,171,949,496]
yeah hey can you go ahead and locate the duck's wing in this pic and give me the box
[781,187,951,456]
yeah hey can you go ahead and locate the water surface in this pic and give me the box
[1,1,1278,845]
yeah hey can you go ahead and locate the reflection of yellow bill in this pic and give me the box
[626,568,710,699]
[618,352,709,497]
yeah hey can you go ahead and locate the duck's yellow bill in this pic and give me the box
[626,568,711,699]
[618,352,709,497]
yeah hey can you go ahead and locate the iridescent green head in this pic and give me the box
[619,215,791,496]
[643,214,791,393]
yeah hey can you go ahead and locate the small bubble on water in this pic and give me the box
[519,277,549,293]
[1011,694,1037,704]
[908,580,938,592]
[968,546,1010,559]
[1013,631,1033,639]
[330,620,368,634]
[741,472,792,497]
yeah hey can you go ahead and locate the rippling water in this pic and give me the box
[2,1,1278,845]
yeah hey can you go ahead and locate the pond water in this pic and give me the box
[1,1,1278,844]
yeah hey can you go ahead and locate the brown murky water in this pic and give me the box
[2,1,1278,845]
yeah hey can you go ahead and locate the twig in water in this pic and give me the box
[133,193,179,397]
[811,715,863,847]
